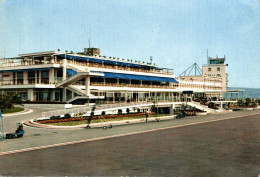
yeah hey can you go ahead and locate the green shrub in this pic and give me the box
[137,108,141,113]
[64,113,71,119]
[118,109,123,115]
[126,108,130,114]
[101,111,106,116]
[50,115,61,119]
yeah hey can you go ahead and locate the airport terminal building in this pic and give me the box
[0,48,228,104]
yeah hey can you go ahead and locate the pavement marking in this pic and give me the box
[0,112,259,156]
[3,109,33,117]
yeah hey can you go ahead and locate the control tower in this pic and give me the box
[202,56,228,91]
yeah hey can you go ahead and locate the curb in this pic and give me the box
[3,108,33,117]
[24,116,176,129]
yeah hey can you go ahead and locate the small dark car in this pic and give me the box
[5,123,25,139]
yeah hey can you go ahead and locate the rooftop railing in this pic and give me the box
[67,60,173,76]
[0,60,61,68]
[89,82,177,89]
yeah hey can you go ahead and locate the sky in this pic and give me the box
[0,0,259,88]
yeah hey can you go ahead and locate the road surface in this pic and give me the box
[0,112,259,176]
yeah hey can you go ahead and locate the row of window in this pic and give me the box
[208,67,221,72]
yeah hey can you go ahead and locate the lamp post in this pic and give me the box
[0,109,5,140]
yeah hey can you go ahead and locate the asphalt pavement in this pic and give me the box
[0,113,259,176]
[1,108,260,154]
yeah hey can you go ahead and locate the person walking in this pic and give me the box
[145,111,149,122]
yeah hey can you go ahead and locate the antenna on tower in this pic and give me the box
[88,37,91,48]
[207,49,209,64]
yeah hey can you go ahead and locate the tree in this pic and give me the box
[126,108,130,114]
[117,109,123,115]
[0,93,22,110]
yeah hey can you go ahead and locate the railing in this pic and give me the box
[41,106,92,119]
[90,82,177,89]
[67,60,173,76]
[0,78,59,86]
[0,60,61,68]
[41,101,183,118]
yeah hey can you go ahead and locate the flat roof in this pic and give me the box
[19,51,57,57]
[223,89,245,93]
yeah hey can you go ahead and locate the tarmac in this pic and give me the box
[0,111,260,176]
[1,107,260,154]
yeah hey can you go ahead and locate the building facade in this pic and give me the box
[0,48,228,104]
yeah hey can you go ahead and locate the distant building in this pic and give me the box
[202,56,228,91]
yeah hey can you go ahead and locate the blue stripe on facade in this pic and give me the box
[102,72,178,83]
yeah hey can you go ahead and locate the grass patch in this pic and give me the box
[2,107,24,114]
[48,114,170,126]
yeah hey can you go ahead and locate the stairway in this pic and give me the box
[67,85,85,96]
[187,101,216,113]
[56,72,90,88]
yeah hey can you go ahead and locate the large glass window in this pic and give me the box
[41,70,49,84]
[17,72,23,85]
[28,71,35,84]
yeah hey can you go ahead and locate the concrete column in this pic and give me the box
[28,89,34,101]
[113,92,115,103]
[125,91,127,103]
[63,88,67,102]
[170,104,175,114]
[50,90,55,101]
[63,59,67,81]
[35,71,37,84]
[49,68,55,84]
[23,71,28,85]
[15,72,17,85]
[39,71,41,84]
[85,76,90,96]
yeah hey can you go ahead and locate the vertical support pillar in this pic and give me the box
[170,104,175,114]
[50,90,55,101]
[85,76,90,96]
[39,71,41,84]
[35,71,37,84]
[113,92,115,103]
[63,58,67,81]
[28,89,34,101]
[15,72,17,85]
[23,71,28,85]
[49,68,55,84]
[63,88,67,102]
